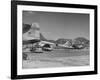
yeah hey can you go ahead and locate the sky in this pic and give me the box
[23,11,89,40]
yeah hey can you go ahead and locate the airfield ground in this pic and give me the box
[22,49,89,69]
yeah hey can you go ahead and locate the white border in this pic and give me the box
[17,5,94,75]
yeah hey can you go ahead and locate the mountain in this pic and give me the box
[56,38,72,44]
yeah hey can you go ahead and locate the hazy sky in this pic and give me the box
[23,11,89,40]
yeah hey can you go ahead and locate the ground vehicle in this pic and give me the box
[42,44,53,51]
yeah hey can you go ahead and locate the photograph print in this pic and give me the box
[22,11,90,69]
[11,1,97,79]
